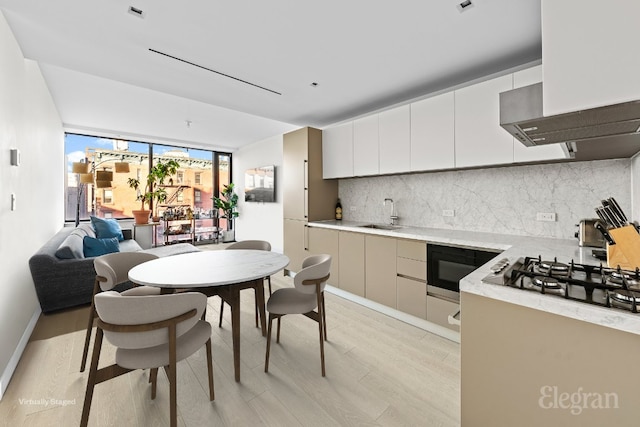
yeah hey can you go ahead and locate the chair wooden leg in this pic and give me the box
[317,287,326,376]
[80,327,103,427]
[168,325,178,427]
[80,280,101,372]
[276,316,281,343]
[150,368,158,399]
[265,313,274,372]
[318,314,326,377]
[322,292,327,341]
[254,290,259,328]
[267,276,272,295]
[205,338,215,401]
[218,298,224,328]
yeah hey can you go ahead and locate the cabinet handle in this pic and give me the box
[304,223,309,251]
[303,160,308,219]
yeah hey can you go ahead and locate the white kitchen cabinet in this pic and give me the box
[410,92,455,171]
[379,105,411,174]
[454,74,514,168]
[512,65,568,163]
[353,115,379,176]
[542,0,640,116]
[322,122,353,179]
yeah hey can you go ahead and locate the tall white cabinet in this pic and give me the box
[379,105,411,174]
[454,74,514,168]
[542,0,640,115]
[410,92,455,171]
[322,122,353,179]
[353,115,379,176]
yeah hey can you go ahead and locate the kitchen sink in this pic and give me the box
[357,224,405,231]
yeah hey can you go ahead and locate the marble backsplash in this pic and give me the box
[338,159,631,240]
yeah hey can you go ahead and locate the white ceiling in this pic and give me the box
[0,0,542,151]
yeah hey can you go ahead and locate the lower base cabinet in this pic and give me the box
[308,227,340,287]
[283,219,308,274]
[397,277,427,319]
[338,232,365,296]
[365,235,397,308]
[426,295,460,332]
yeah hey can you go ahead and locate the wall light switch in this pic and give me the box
[10,148,20,166]
[11,193,16,211]
[442,209,455,217]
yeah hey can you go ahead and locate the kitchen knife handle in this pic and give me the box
[594,220,615,245]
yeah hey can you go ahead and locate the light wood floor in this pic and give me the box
[0,263,460,426]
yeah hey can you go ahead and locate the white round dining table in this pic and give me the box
[128,249,290,382]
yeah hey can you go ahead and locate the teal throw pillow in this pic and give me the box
[90,216,124,241]
[83,236,120,257]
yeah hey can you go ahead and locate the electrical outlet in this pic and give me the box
[350,206,357,212]
[442,209,455,217]
[536,212,556,222]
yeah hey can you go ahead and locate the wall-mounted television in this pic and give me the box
[245,165,276,202]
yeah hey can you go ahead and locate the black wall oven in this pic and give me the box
[427,244,498,302]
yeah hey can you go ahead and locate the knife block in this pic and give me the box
[607,225,640,270]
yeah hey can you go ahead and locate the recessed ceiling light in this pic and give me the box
[457,0,474,12]
[128,6,145,18]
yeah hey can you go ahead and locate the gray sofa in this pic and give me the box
[29,223,200,313]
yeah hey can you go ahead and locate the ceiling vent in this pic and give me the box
[457,1,474,12]
[128,6,145,18]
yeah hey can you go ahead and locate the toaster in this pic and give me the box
[575,219,606,248]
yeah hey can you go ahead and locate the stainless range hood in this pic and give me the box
[500,83,640,159]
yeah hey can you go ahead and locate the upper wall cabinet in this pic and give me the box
[323,122,353,179]
[511,66,568,163]
[379,105,411,174]
[454,75,514,168]
[353,115,379,176]
[410,92,455,171]
[542,0,640,115]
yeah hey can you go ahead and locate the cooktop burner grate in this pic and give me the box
[492,256,640,313]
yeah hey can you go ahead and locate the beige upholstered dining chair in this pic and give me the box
[80,252,160,372]
[218,240,272,328]
[264,254,331,376]
[80,291,214,427]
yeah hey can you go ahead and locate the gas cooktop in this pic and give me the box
[482,256,640,313]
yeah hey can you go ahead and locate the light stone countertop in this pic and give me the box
[309,220,640,336]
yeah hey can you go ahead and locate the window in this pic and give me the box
[103,189,113,204]
[65,134,231,224]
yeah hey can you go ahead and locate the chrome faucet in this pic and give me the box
[384,198,399,225]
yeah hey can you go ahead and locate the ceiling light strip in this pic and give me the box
[149,48,282,96]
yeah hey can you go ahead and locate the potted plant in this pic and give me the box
[213,183,239,241]
[128,159,180,224]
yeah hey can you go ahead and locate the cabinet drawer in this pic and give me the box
[397,277,427,319]
[397,258,426,281]
[426,295,460,332]
[397,239,426,261]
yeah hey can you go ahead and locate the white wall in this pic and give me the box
[340,159,631,240]
[232,134,284,253]
[0,12,64,399]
